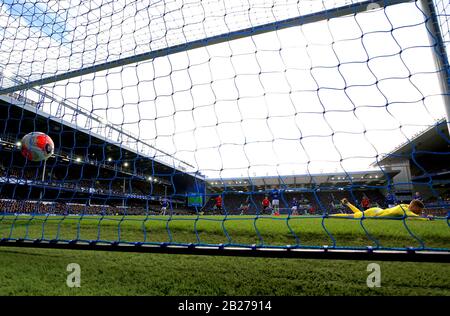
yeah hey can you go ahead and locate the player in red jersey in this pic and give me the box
[261,195,271,214]
[213,195,223,214]
[361,194,370,210]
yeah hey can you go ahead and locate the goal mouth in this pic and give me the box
[0,0,449,258]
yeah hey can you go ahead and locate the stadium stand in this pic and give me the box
[0,95,203,215]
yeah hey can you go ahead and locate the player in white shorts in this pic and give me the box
[291,197,299,215]
[271,188,280,215]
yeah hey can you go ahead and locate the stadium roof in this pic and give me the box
[377,118,450,166]
[0,92,204,183]
[206,169,399,192]
[0,71,201,176]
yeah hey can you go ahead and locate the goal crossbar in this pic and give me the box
[0,0,414,96]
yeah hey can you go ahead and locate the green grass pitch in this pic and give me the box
[0,215,449,295]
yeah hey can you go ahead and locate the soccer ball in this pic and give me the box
[20,132,54,162]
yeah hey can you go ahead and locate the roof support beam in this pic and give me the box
[420,0,450,134]
[1,0,413,95]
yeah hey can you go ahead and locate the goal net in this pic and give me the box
[0,0,448,256]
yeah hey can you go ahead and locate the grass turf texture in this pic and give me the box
[0,247,449,295]
[0,215,449,249]
[0,215,449,295]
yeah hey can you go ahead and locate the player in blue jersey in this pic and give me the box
[413,191,423,201]
[271,188,280,216]
[160,197,169,215]
[386,192,397,208]
[291,197,299,215]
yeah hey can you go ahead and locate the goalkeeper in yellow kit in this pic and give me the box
[332,198,430,220]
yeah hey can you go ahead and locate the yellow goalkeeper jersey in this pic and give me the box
[356,204,420,218]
